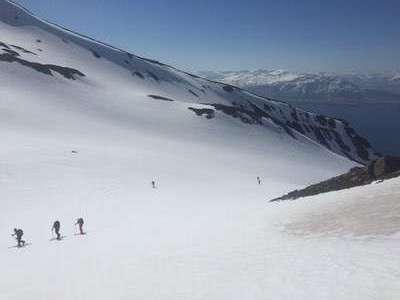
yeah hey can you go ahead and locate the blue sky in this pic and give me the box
[16,0,400,73]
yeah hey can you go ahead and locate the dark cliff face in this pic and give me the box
[200,92,379,164]
[206,80,380,164]
[271,156,400,202]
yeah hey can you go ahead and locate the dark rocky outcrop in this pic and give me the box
[2,41,36,55]
[315,115,328,126]
[2,48,19,56]
[333,131,351,152]
[0,41,10,49]
[90,49,101,58]
[313,127,330,149]
[188,89,199,97]
[137,56,164,67]
[258,102,375,164]
[10,44,36,55]
[370,156,400,178]
[271,156,400,202]
[147,71,159,82]
[222,85,235,93]
[201,101,298,139]
[327,118,336,129]
[147,95,175,102]
[263,104,273,112]
[0,53,85,80]
[207,103,260,125]
[345,127,372,161]
[132,71,144,79]
[188,107,215,119]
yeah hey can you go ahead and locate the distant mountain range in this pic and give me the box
[198,70,400,103]
[199,70,400,155]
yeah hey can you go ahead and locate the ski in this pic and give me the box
[49,235,67,241]
[8,243,32,249]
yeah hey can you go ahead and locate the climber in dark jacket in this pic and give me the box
[52,220,61,240]
[12,228,25,247]
[75,218,85,235]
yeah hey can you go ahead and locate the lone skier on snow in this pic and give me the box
[152,180,156,189]
[257,176,261,185]
[52,220,62,240]
[12,228,25,247]
[75,218,85,235]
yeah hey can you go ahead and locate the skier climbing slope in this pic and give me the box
[75,218,85,235]
[11,228,25,248]
[52,220,62,240]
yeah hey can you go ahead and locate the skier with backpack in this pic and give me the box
[75,217,85,235]
[11,228,25,247]
[52,220,62,240]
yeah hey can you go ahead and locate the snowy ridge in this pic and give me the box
[199,69,400,155]
[0,0,378,164]
[199,69,400,103]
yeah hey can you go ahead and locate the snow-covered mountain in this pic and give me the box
[0,1,398,300]
[199,69,400,156]
[198,69,400,103]
[0,1,378,164]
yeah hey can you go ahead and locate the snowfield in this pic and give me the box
[0,132,399,300]
[0,0,399,299]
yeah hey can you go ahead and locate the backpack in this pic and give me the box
[53,221,60,230]
[16,229,23,238]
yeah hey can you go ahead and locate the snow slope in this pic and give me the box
[0,1,398,299]
[0,0,378,164]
